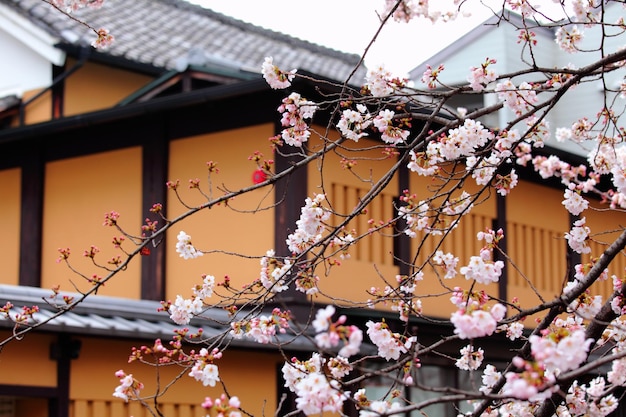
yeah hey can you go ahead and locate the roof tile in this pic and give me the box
[7,0,366,82]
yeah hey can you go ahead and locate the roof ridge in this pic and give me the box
[161,0,362,64]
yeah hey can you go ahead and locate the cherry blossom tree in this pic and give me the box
[3,1,626,417]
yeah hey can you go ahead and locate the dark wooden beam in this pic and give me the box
[495,194,508,303]
[51,64,65,119]
[49,334,79,417]
[394,159,411,275]
[273,121,309,321]
[19,152,44,287]
[140,130,169,301]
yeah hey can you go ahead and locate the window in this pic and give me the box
[363,363,482,417]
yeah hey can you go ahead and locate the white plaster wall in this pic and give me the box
[0,28,54,96]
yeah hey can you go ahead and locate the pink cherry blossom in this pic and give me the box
[456,344,484,370]
[565,217,591,254]
[562,187,589,215]
[176,231,203,259]
[467,58,497,91]
[555,26,584,53]
[337,104,372,142]
[261,57,296,89]
[366,320,414,360]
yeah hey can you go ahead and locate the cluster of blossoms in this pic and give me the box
[408,118,495,184]
[499,320,525,341]
[201,394,242,417]
[561,378,619,417]
[496,79,538,116]
[562,185,589,215]
[282,353,347,415]
[354,391,404,417]
[337,104,372,142]
[277,92,317,147]
[366,320,416,360]
[336,80,411,144]
[501,356,557,401]
[459,251,504,284]
[532,154,589,187]
[449,287,506,339]
[0,302,39,326]
[421,63,445,88]
[432,251,459,279]
[166,274,215,325]
[364,65,408,97]
[189,348,222,387]
[502,317,593,401]
[312,305,363,357]
[456,344,484,370]
[610,275,626,315]
[50,0,104,12]
[381,0,461,23]
[112,369,143,402]
[565,281,603,319]
[555,26,584,53]
[479,364,502,396]
[459,229,505,285]
[229,308,291,344]
[564,217,592,254]
[176,231,203,259]
[467,58,498,91]
[286,194,331,254]
[261,56,296,89]
[407,145,441,176]
[372,109,411,144]
[48,1,114,48]
[529,318,592,375]
[442,191,474,216]
[505,0,535,18]
[259,249,292,293]
[439,119,494,161]
[556,118,594,143]
[397,194,433,237]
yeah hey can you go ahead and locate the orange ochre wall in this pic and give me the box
[407,167,498,317]
[506,180,570,309]
[21,59,153,125]
[63,60,153,117]
[166,124,276,301]
[584,199,626,298]
[0,332,57,387]
[0,168,21,286]
[41,147,142,298]
[0,332,280,417]
[70,337,281,417]
[306,133,400,306]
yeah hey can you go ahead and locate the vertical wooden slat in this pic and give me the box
[109,400,125,417]
[382,193,393,263]
[92,400,107,417]
[178,403,192,417]
[72,399,89,417]
[345,186,359,260]
[128,401,144,417]
[513,222,524,287]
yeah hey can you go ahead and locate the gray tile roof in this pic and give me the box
[0,284,317,350]
[6,0,366,82]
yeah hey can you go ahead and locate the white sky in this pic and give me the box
[186,1,502,75]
